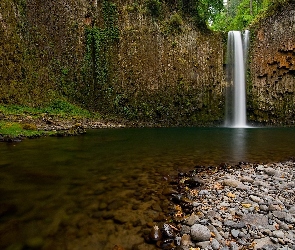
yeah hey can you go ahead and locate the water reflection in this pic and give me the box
[231,128,248,162]
[1,127,295,249]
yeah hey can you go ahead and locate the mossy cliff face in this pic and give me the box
[0,0,89,105]
[0,0,224,125]
[249,1,295,125]
[112,1,224,125]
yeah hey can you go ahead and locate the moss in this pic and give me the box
[0,121,42,138]
[145,0,162,18]
[21,123,37,131]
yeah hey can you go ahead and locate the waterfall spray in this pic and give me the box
[225,30,250,128]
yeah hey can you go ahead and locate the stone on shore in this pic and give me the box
[190,224,211,242]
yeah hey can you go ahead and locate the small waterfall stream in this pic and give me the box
[225,30,250,128]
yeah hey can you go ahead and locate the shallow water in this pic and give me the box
[1,127,295,249]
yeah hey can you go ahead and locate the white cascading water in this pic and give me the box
[225,30,249,128]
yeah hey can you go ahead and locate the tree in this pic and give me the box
[177,0,224,28]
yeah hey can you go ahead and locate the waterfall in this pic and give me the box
[225,30,250,128]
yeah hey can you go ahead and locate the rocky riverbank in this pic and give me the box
[145,161,295,250]
[0,114,126,142]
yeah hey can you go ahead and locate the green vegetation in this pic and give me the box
[0,99,98,119]
[163,13,184,35]
[82,0,119,108]
[211,0,292,31]
[146,0,162,17]
[0,99,100,138]
[0,121,46,138]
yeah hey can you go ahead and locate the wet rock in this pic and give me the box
[160,238,175,250]
[25,237,44,249]
[112,245,125,250]
[152,203,162,212]
[0,203,18,217]
[162,187,178,196]
[162,223,175,238]
[184,175,205,188]
[149,225,162,242]
[190,224,211,242]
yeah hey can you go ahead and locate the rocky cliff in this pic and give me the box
[0,0,224,125]
[249,1,295,125]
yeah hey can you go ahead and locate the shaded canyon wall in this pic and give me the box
[0,0,224,125]
[249,1,295,125]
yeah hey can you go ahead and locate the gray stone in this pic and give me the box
[184,213,199,226]
[285,213,295,223]
[250,195,263,203]
[264,167,280,176]
[195,241,211,248]
[272,211,287,220]
[268,204,281,211]
[257,165,265,171]
[181,225,191,235]
[240,176,254,183]
[199,190,210,196]
[253,180,268,187]
[272,230,284,239]
[260,204,269,211]
[242,214,269,227]
[207,224,224,242]
[253,237,276,250]
[231,229,240,238]
[190,224,211,242]
[211,239,220,250]
[229,241,239,250]
[223,179,242,187]
[261,245,277,250]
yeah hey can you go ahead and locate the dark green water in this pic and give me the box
[1,127,295,249]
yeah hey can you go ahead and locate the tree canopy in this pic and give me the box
[211,0,290,31]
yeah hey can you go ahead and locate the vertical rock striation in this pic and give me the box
[249,1,295,125]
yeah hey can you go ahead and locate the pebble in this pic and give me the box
[151,161,295,250]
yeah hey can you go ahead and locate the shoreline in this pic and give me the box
[145,160,295,250]
[0,115,126,142]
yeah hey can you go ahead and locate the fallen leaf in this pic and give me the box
[175,205,182,211]
[214,182,223,190]
[241,203,251,208]
[227,192,236,198]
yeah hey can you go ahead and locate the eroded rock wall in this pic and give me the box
[249,1,295,124]
[0,0,224,125]
[113,1,224,125]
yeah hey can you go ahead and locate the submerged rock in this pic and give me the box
[149,225,162,242]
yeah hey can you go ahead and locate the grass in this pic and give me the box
[0,121,50,138]
[0,99,101,119]
[0,99,101,138]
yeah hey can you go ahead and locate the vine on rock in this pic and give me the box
[83,0,119,107]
